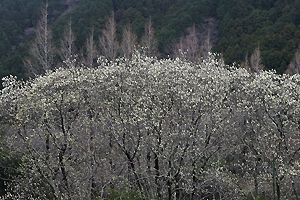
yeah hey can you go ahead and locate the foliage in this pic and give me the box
[215,0,300,73]
[1,52,300,199]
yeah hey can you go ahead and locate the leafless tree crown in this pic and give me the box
[141,17,158,57]
[121,25,137,59]
[99,12,119,61]
[59,19,76,64]
[170,18,219,61]
[285,45,300,75]
[24,3,54,76]
[84,28,98,68]
[249,44,265,73]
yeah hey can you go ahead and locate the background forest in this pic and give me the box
[0,0,300,81]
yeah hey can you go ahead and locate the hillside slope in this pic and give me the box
[0,0,299,80]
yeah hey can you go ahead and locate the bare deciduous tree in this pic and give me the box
[59,19,76,67]
[141,17,158,57]
[250,44,265,73]
[173,24,199,61]
[24,3,54,76]
[84,28,98,68]
[199,18,219,56]
[185,24,199,61]
[171,19,219,61]
[173,36,186,59]
[121,25,137,59]
[285,45,300,75]
[99,12,119,61]
[241,52,249,69]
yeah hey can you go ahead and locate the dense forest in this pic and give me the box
[0,0,300,81]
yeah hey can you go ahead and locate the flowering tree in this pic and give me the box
[227,70,300,199]
[1,52,300,199]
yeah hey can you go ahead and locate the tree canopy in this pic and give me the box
[1,52,300,199]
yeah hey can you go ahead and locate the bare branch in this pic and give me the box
[25,3,54,76]
[99,12,119,61]
[199,18,219,56]
[285,45,300,75]
[59,19,76,64]
[186,24,199,61]
[173,24,199,61]
[84,28,98,68]
[250,44,265,73]
[141,17,158,57]
[121,25,137,59]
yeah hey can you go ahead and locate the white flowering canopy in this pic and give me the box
[0,52,300,199]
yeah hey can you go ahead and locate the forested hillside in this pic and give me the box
[0,0,300,79]
[215,0,300,73]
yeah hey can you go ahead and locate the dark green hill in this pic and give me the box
[0,0,299,81]
[215,0,300,74]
